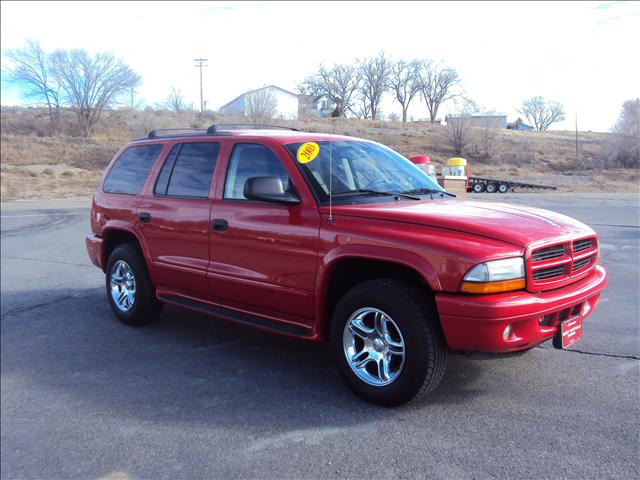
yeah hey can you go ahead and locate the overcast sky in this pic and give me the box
[1,0,638,131]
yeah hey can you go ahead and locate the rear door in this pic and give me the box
[137,140,222,295]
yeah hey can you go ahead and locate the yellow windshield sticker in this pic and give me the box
[297,142,320,164]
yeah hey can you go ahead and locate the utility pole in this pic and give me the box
[575,111,579,165]
[194,58,208,112]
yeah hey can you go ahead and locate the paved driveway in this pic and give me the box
[1,193,638,479]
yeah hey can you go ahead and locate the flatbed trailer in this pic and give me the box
[467,176,557,193]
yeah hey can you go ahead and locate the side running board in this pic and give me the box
[158,294,311,337]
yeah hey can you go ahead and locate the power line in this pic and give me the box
[194,58,208,112]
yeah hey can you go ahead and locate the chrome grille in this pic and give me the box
[533,265,566,281]
[532,244,565,262]
[573,239,593,253]
[573,257,592,271]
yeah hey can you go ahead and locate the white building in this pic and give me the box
[219,85,300,120]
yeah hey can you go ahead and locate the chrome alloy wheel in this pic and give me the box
[110,260,136,312]
[343,307,406,387]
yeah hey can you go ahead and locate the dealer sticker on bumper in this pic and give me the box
[553,315,584,349]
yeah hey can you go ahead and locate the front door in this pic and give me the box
[209,142,321,324]
[137,141,221,295]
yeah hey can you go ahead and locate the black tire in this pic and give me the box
[472,182,485,193]
[331,279,447,407]
[486,183,498,193]
[105,243,162,326]
[498,183,509,194]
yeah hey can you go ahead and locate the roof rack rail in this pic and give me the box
[148,128,206,138]
[207,124,300,134]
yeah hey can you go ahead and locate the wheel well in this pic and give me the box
[103,230,141,267]
[326,258,431,320]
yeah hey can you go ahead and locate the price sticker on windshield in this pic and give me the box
[297,142,320,164]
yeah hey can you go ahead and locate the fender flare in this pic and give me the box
[102,221,154,277]
[314,244,441,338]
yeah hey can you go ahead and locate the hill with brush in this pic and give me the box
[1,107,637,201]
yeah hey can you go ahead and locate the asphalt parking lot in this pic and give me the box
[1,193,638,479]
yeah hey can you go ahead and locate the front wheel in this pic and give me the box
[331,279,447,406]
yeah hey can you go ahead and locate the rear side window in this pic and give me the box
[154,142,220,198]
[224,143,289,200]
[103,144,163,195]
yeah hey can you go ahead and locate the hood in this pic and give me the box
[327,199,595,247]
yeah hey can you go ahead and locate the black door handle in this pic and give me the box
[212,219,228,231]
[139,212,151,223]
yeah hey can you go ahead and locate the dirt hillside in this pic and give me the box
[1,107,638,200]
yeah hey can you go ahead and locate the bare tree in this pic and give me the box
[50,49,141,136]
[158,87,190,112]
[446,100,473,155]
[388,59,421,123]
[477,121,500,161]
[518,96,565,131]
[4,39,61,134]
[387,112,400,122]
[245,87,278,124]
[356,52,390,120]
[606,98,640,168]
[350,96,372,120]
[300,64,360,117]
[419,60,461,124]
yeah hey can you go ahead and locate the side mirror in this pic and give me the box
[243,176,300,205]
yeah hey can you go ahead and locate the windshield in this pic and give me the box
[285,140,445,205]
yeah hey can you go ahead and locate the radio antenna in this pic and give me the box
[328,129,334,225]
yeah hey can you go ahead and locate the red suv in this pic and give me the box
[86,125,608,406]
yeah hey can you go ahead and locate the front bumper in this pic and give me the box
[436,265,608,352]
[85,234,104,271]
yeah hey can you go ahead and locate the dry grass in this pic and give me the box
[1,106,638,201]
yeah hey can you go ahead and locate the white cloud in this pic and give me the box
[1,0,638,131]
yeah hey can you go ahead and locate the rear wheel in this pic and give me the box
[486,183,498,193]
[331,279,447,406]
[106,243,162,326]
[498,183,509,193]
[472,182,485,193]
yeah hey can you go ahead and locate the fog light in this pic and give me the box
[582,302,592,316]
[540,314,554,326]
[503,325,513,341]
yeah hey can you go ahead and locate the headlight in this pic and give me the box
[461,257,526,294]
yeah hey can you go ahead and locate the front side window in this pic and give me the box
[103,144,163,195]
[224,143,290,200]
[154,142,220,198]
[285,140,444,205]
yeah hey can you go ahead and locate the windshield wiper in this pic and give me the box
[402,187,457,198]
[333,189,420,200]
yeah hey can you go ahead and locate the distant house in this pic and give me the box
[445,113,508,129]
[219,86,335,120]
[219,85,300,120]
[507,117,534,131]
[298,94,335,118]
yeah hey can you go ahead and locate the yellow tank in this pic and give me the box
[447,157,467,167]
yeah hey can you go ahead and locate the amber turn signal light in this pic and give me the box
[461,278,526,294]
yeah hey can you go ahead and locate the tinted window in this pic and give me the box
[155,142,220,198]
[153,144,180,195]
[224,144,290,200]
[103,144,163,195]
